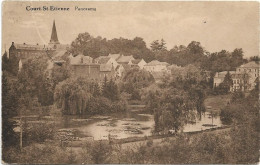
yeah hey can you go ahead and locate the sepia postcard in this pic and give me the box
[1,1,259,164]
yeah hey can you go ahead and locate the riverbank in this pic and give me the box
[65,124,231,148]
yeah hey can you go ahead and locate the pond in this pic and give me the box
[56,109,222,140]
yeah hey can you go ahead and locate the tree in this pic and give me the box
[249,56,259,62]
[218,72,233,94]
[54,78,92,115]
[230,48,244,69]
[102,78,119,101]
[85,141,112,164]
[159,39,167,51]
[150,40,161,52]
[2,51,10,72]
[70,32,110,58]
[122,68,155,89]
[17,56,54,106]
[187,41,204,55]
[2,73,18,151]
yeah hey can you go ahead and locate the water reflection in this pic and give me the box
[58,110,222,140]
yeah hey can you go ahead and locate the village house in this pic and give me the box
[144,60,170,72]
[213,61,259,91]
[70,54,93,65]
[108,54,121,61]
[94,56,118,68]
[115,64,125,78]
[116,55,135,65]
[235,61,259,90]
[130,59,147,69]
[9,20,69,74]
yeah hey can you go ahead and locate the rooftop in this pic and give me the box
[95,56,111,64]
[13,43,52,50]
[117,55,134,63]
[214,71,236,78]
[238,61,259,68]
[146,60,170,66]
[108,54,121,60]
[131,59,142,64]
[70,54,93,65]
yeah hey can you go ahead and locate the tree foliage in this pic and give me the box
[54,77,126,115]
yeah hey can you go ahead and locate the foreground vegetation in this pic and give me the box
[3,85,258,164]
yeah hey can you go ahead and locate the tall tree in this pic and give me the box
[2,73,18,150]
[218,71,233,94]
[150,40,161,52]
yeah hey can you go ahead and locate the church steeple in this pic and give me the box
[49,20,60,45]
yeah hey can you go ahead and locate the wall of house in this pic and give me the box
[138,60,147,69]
[144,65,167,72]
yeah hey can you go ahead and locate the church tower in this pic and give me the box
[49,20,60,48]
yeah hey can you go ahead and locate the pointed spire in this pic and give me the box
[49,20,60,44]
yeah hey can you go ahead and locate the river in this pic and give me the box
[56,108,222,141]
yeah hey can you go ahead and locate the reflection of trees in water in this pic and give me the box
[63,116,70,128]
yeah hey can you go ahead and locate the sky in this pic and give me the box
[2,1,259,58]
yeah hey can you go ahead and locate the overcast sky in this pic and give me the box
[2,1,259,58]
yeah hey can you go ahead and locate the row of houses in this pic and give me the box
[213,61,259,91]
[7,20,176,83]
[68,53,174,82]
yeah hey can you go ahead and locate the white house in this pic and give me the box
[235,61,259,90]
[131,59,147,69]
[116,55,135,65]
[70,54,93,65]
[144,60,170,72]
[213,71,236,87]
[94,56,118,69]
[108,54,121,61]
[213,61,259,91]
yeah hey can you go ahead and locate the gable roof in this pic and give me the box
[117,55,134,63]
[52,50,67,61]
[214,71,236,78]
[239,62,259,68]
[131,59,142,64]
[108,54,121,60]
[70,54,93,64]
[115,64,124,71]
[121,64,131,71]
[146,60,169,66]
[13,43,52,50]
[95,56,111,64]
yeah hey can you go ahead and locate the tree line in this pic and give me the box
[69,32,256,73]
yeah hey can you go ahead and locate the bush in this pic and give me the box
[23,122,56,145]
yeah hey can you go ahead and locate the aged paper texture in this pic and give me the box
[2,1,259,164]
